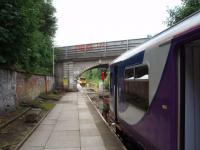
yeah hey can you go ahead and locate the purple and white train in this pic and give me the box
[109,11,200,150]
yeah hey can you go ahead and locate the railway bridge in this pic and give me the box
[54,38,148,90]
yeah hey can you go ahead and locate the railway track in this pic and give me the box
[85,87,138,150]
[0,107,50,150]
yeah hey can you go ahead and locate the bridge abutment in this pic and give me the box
[55,59,111,91]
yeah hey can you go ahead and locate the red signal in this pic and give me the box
[101,71,105,81]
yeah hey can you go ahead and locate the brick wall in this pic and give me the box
[0,69,55,113]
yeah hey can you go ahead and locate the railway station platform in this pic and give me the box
[19,92,125,150]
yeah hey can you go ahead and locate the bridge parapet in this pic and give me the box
[55,38,149,62]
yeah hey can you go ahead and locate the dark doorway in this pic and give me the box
[181,39,200,150]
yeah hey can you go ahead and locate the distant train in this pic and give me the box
[109,11,200,150]
[78,77,87,86]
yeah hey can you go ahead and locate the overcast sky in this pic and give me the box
[52,0,182,46]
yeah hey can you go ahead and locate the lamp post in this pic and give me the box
[53,46,54,76]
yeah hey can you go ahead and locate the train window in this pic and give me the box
[125,67,135,79]
[135,66,149,80]
[124,65,149,111]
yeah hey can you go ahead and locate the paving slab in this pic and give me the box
[41,119,57,125]
[80,122,98,130]
[36,124,54,131]
[20,147,44,150]
[80,128,101,136]
[20,92,125,150]
[81,136,104,148]
[58,112,79,121]
[54,120,79,131]
[21,130,51,147]
[81,147,106,150]
[45,131,80,149]
[44,148,81,150]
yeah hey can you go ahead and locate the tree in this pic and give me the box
[0,0,56,74]
[166,0,200,27]
[0,0,23,65]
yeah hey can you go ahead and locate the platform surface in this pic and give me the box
[20,92,125,150]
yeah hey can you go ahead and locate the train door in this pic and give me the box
[114,66,118,122]
[179,39,200,150]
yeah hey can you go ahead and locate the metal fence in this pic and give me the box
[55,38,149,61]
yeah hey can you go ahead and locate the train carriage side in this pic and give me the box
[109,11,200,150]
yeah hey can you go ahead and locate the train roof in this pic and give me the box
[111,11,200,65]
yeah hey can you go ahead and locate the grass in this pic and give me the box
[20,99,55,111]
[30,99,55,111]
[20,90,64,111]
[39,91,63,101]
[39,102,55,111]
[88,81,99,92]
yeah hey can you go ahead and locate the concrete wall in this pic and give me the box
[0,69,55,113]
[55,62,63,89]
[0,69,16,113]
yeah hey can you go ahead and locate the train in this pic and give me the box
[109,11,200,150]
[77,77,87,86]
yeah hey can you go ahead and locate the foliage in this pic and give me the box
[82,68,100,84]
[81,68,109,89]
[0,0,56,74]
[166,0,200,27]
[104,73,110,90]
